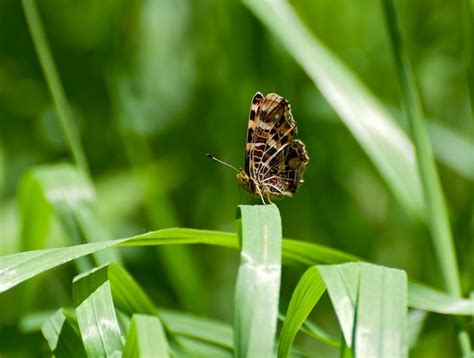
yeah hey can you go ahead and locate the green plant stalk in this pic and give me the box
[381,0,471,354]
[21,0,90,178]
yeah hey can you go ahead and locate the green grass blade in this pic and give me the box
[408,281,474,315]
[278,266,326,357]
[21,0,89,177]
[282,239,360,264]
[1,228,472,315]
[107,263,156,315]
[123,314,169,358]
[41,309,86,357]
[318,263,360,347]
[161,309,233,350]
[234,204,282,358]
[382,1,470,352]
[354,263,407,357]
[243,0,424,219]
[382,0,461,297]
[73,265,123,356]
[319,263,408,356]
[19,164,120,267]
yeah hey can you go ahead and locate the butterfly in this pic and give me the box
[208,92,309,204]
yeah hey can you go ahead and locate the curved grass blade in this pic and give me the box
[243,0,425,220]
[408,281,474,316]
[41,309,86,357]
[73,265,123,357]
[234,204,282,358]
[0,228,471,316]
[161,309,233,350]
[319,262,408,357]
[123,314,169,358]
[278,266,326,357]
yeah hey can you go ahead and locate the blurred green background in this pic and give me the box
[0,0,472,356]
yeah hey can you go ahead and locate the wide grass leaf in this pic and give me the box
[243,0,424,220]
[73,265,123,357]
[123,314,169,358]
[319,262,408,357]
[278,266,326,357]
[234,204,282,358]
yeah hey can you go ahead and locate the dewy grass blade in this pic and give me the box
[123,314,169,358]
[73,265,124,357]
[21,0,89,177]
[278,266,326,358]
[234,204,282,358]
[243,0,425,220]
[41,309,86,357]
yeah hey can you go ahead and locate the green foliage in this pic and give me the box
[234,204,282,357]
[0,0,472,356]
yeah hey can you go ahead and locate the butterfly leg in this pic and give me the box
[255,185,266,205]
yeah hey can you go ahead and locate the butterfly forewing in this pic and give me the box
[242,92,309,202]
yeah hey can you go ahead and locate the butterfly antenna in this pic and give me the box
[206,153,240,172]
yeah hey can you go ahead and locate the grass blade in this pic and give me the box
[318,263,360,347]
[354,263,407,357]
[319,263,408,357]
[0,228,471,316]
[243,0,424,219]
[161,309,233,350]
[278,266,326,357]
[21,0,89,177]
[41,309,86,357]
[19,164,121,268]
[123,314,169,358]
[382,0,461,297]
[234,204,282,357]
[408,281,474,316]
[382,0,470,352]
[73,265,123,356]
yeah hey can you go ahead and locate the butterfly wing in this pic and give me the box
[259,139,309,197]
[243,92,309,200]
[245,93,297,178]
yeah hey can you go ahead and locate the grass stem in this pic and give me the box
[21,0,90,178]
[381,0,471,353]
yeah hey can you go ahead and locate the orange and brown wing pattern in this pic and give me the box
[243,92,309,201]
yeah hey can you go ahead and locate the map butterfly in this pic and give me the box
[208,92,309,204]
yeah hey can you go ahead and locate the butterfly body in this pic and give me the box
[239,92,309,203]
